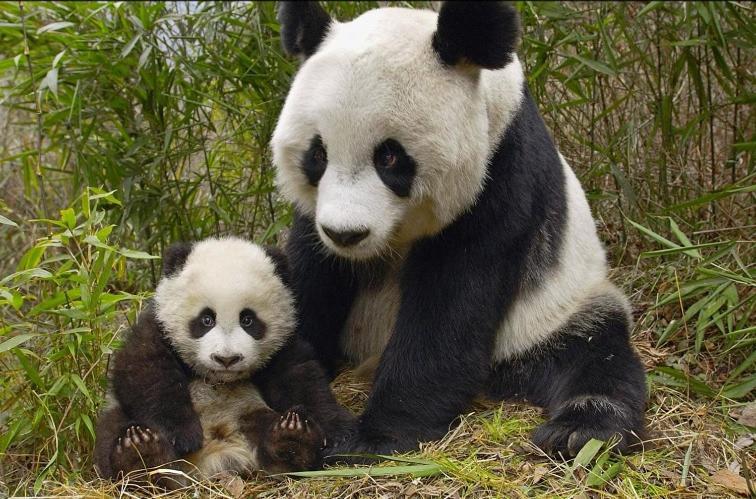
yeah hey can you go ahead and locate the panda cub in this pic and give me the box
[95,237,341,483]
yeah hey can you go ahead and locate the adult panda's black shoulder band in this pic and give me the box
[433,1,520,70]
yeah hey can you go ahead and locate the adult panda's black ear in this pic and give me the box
[432,1,520,70]
[277,1,332,58]
[264,246,292,288]
[162,242,193,278]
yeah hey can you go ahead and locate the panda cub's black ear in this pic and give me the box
[264,246,292,288]
[277,1,332,58]
[162,242,193,278]
[432,1,521,70]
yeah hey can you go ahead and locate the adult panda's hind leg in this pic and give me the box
[488,294,647,457]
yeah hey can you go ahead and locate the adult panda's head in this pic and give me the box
[272,1,524,260]
[154,238,295,383]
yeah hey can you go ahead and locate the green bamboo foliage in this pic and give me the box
[0,0,753,488]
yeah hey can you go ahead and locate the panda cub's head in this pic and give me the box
[154,237,295,383]
[272,2,523,260]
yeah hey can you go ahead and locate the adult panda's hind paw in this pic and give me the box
[532,397,644,457]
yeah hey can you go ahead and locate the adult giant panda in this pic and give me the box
[271,1,647,458]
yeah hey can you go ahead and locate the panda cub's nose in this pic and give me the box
[321,225,370,247]
[211,353,242,368]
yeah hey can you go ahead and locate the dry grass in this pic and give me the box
[21,378,753,498]
[7,323,754,498]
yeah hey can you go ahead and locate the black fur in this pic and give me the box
[373,139,416,198]
[162,242,193,277]
[264,245,292,288]
[277,1,332,58]
[488,304,647,455]
[286,87,646,460]
[432,1,520,69]
[110,303,204,456]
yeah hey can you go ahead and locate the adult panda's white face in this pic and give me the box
[154,238,295,383]
[272,4,524,260]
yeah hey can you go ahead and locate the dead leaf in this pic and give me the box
[734,434,755,450]
[737,402,756,428]
[219,473,245,498]
[710,469,750,496]
[531,464,548,485]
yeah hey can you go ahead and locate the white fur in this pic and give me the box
[273,6,618,364]
[272,7,523,259]
[186,380,267,476]
[154,237,296,381]
[492,157,614,360]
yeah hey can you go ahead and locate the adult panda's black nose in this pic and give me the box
[211,354,242,368]
[321,225,370,247]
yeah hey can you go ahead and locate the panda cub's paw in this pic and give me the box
[264,406,325,471]
[112,425,176,474]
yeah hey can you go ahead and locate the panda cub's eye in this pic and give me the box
[239,308,265,339]
[190,307,216,338]
[201,313,215,327]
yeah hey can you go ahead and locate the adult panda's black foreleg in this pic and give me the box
[329,229,532,459]
[285,211,360,377]
[488,296,647,456]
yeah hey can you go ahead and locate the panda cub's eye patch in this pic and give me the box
[239,308,266,340]
[301,135,328,186]
[189,307,216,338]
[373,139,416,197]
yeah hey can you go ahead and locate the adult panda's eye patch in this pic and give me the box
[373,139,416,197]
[301,135,328,186]
[189,307,216,338]
[239,308,266,340]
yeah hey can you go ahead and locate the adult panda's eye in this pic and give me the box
[302,135,328,186]
[376,145,397,169]
[313,144,327,164]
[373,139,416,198]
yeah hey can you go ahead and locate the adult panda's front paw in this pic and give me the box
[324,431,416,465]
[532,398,643,457]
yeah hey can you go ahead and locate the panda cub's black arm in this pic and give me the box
[111,304,204,455]
[253,337,357,443]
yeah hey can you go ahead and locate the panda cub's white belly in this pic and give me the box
[187,380,268,477]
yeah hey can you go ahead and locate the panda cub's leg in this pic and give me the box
[94,404,180,486]
[489,293,647,456]
[240,406,325,473]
